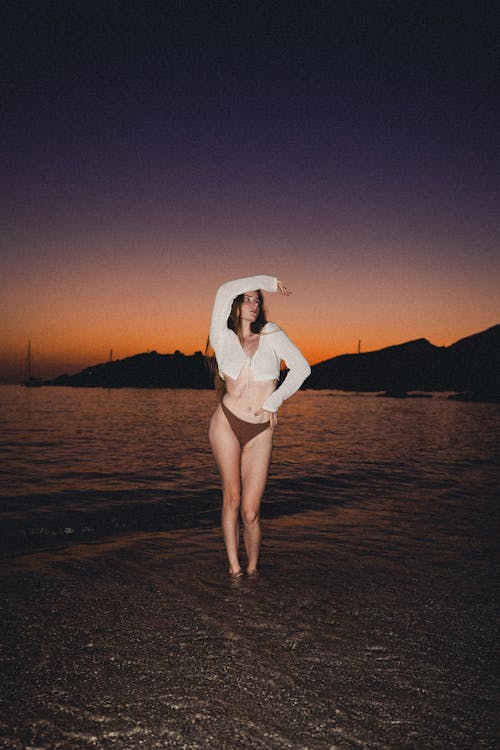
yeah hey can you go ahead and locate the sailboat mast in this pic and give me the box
[25,339,32,381]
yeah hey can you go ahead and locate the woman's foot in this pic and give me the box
[229,568,243,578]
[246,567,258,577]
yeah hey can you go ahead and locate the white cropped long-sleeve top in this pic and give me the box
[209,275,311,412]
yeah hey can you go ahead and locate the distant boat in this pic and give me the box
[24,340,43,387]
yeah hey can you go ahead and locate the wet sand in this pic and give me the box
[1,505,499,749]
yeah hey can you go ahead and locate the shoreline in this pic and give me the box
[1,510,498,749]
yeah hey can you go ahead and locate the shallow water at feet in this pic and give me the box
[1,387,499,748]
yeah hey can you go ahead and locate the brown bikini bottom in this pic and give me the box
[221,402,270,447]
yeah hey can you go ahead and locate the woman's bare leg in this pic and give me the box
[209,406,242,575]
[240,429,273,574]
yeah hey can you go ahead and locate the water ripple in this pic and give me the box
[1,386,499,550]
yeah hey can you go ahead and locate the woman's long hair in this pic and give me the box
[205,290,268,401]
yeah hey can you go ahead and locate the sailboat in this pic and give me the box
[24,340,43,387]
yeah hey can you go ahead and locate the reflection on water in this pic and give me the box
[272,391,500,507]
[0,386,499,549]
[1,387,215,498]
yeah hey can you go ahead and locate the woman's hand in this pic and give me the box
[254,408,278,430]
[277,279,291,296]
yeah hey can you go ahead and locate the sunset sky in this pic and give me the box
[2,2,499,382]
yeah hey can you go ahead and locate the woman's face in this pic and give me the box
[240,291,260,323]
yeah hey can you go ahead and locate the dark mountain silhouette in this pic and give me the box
[308,338,442,393]
[46,350,212,389]
[444,326,500,397]
[307,324,500,400]
[44,325,499,401]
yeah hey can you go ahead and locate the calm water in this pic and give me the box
[1,385,499,551]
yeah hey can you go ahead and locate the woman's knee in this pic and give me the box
[222,487,241,510]
[242,508,260,527]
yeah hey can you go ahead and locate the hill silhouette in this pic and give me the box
[46,350,211,389]
[44,325,500,401]
[307,324,500,400]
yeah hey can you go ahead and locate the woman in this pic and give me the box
[208,275,311,577]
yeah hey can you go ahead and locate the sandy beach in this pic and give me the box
[1,500,498,750]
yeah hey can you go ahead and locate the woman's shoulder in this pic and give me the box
[261,321,282,334]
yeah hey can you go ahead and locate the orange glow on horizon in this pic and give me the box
[2,238,500,382]
[3,312,498,383]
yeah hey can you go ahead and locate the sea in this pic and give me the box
[1,384,499,554]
